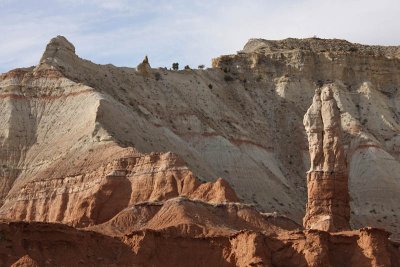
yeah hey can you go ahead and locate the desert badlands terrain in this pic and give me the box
[1,36,400,266]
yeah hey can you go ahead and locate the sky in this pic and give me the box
[1,0,400,73]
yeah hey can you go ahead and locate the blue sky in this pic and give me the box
[1,0,400,73]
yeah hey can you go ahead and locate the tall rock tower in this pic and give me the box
[303,85,350,231]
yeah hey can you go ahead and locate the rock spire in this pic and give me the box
[137,55,151,75]
[303,85,350,231]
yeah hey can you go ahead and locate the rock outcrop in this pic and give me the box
[1,221,399,267]
[303,85,350,231]
[0,151,238,226]
[137,55,151,75]
[3,36,400,235]
[1,36,400,265]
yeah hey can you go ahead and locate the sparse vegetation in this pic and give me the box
[315,80,324,87]
[224,74,234,82]
[198,64,205,69]
[154,72,161,81]
[172,62,179,70]
[184,65,190,70]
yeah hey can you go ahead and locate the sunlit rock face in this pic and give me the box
[2,36,400,248]
[303,86,350,231]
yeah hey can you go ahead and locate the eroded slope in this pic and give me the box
[1,36,400,237]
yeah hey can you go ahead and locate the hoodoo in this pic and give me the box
[303,85,351,231]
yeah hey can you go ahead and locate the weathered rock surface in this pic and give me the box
[10,255,40,267]
[1,36,400,265]
[88,197,300,237]
[1,221,399,267]
[303,86,350,231]
[136,56,151,76]
[3,36,400,234]
[0,150,238,226]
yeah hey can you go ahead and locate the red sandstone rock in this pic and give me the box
[1,221,399,267]
[88,197,300,237]
[0,151,238,226]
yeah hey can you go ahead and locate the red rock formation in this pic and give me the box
[0,150,238,226]
[2,221,400,267]
[303,86,350,231]
[88,197,300,237]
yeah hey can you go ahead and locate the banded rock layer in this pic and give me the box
[0,36,400,266]
[2,36,400,234]
[303,86,350,231]
[1,150,238,226]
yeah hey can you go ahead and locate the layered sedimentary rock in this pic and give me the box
[88,197,300,237]
[2,221,399,267]
[2,36,400,235]
[0,150,238,226]
[1,36,400,266]
[303,86,350,231]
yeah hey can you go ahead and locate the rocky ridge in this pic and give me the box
[0,36,400,266]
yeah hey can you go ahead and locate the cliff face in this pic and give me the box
[2,36,400,234]
[210,38,400,237]
[1,36,400,266]
[303,86,350,231]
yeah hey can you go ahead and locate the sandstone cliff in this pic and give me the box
[0,150,238,226]
[2,36,400,234]
[1,36,400,266]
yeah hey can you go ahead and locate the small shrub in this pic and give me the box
[224,75,234,82]
[172,62,179,70]
[208,84,213,89]
[315,80,324,87]
[154,72,161,81]
[198,64,205,69]
[184,65,190,70]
